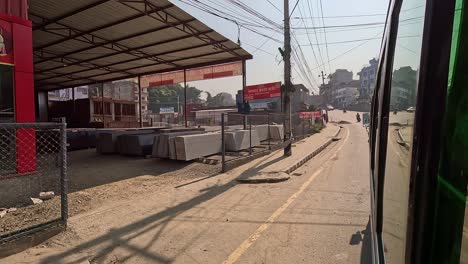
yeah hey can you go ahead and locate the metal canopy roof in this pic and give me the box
[29,0,252,91]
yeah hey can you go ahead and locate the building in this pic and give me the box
[390,66,418,110]
[331,86,360,108]
[357,58,379,101]
[329,69,353,85]
[323,69,360,108]
[291,84,311,112]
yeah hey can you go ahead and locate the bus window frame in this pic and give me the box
[370,0,455,262]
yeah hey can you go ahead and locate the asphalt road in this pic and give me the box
[1,111,371,264]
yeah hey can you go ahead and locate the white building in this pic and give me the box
[357,58,378,100]
[332,86,360,108]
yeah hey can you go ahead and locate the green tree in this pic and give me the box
[206,92,235,107]
[147,84,203,112]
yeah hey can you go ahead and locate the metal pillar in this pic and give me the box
[138,76,143,128]
[100,83,105,127]
[59,117,68,225]
[221,113,226,172]
[242,60,248,129]
[184,69,188,127]
[71,87,75,113]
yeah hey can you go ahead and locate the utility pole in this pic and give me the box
[318,70,328,103]
[283,0,292,156]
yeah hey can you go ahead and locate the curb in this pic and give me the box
[283,125,342,174]
[396,129,410,150]
[237,176,290,184]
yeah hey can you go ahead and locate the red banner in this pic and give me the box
[141,62,243,88]
[299,111,322,119]
[244,82,281,100]
[0,19,13,65]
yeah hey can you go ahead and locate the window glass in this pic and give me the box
[0,65,14,122]
[382,0,426,262]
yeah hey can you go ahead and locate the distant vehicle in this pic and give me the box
[326,105,334,111]
[406,106,416,112]
[343,109,347,113]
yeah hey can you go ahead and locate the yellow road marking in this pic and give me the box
[223,128,349,264]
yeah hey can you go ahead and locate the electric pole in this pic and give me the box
[283,0,292,156]
[318,70,328,103]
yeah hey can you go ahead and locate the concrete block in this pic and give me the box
[253,124,284,141]
[225,130,260,151]
[168,137,177,160]
[97,130,159,154]
[119,133,159,156]
[269,125,284,140]
[174,132,222,161]
[253,125,269,141]
[152,131,206,158]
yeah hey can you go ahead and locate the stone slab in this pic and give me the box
[253,124,284,141]
[119,133,160,156]
[96,130,155,154]
[152,131,206,158]
[174,132,222,161]
[225,130,261,151]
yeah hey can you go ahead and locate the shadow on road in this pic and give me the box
[40,152,286,263]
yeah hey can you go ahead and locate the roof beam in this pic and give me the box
[36,57,247,91]
[33,18,195,70]
[30,13,180,68]
[37,48,246,87]
[33,0,112,31]
[34,3,174,51]
[36,39,229,82]
[118,0,243,59]
[34,28,214,73]
[33,49,135,77]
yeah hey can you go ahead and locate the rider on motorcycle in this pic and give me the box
[356,113,361,122]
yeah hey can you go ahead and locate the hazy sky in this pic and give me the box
[171,0,390,97]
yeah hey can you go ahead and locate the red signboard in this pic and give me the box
[244,82,281,100]
[299,111,322,119]
[0,19,13,65]
[141,62,243,88]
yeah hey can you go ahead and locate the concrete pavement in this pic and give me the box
[1,111,371,264]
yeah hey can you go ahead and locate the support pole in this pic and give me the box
[283,0,292,156]
[242,60,247,130]
[184,69,188,127]
[221,113,226,172]
[71,87,75,113]
[138,76,143,128]
[100,83,105,127]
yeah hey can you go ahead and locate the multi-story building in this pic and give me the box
[330,80,361,108]
[357,58,378,101]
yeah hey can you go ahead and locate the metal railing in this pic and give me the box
[0,119,68,242]
[220,112,323,172]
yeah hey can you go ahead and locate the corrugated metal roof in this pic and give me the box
[29,0,252,91]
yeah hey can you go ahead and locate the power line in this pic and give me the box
[311,31,383,71]
[291,4,424,19]
[290,0,301,17]
[265,0,282,14]
[297,1,321,74]
[300,34,419,46]
[318,0,331,73]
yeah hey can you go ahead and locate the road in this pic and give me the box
[1,111,371,264]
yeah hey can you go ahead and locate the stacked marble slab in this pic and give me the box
[96,130,156,154]
[174,132,222,161]
[253,124,284,141]
[152,131,206,158]
[224,130,260,151]
[119,133,159,156]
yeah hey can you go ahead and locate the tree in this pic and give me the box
[147,84,203,112]
[308,105,317,111]
[206,92,235,107]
